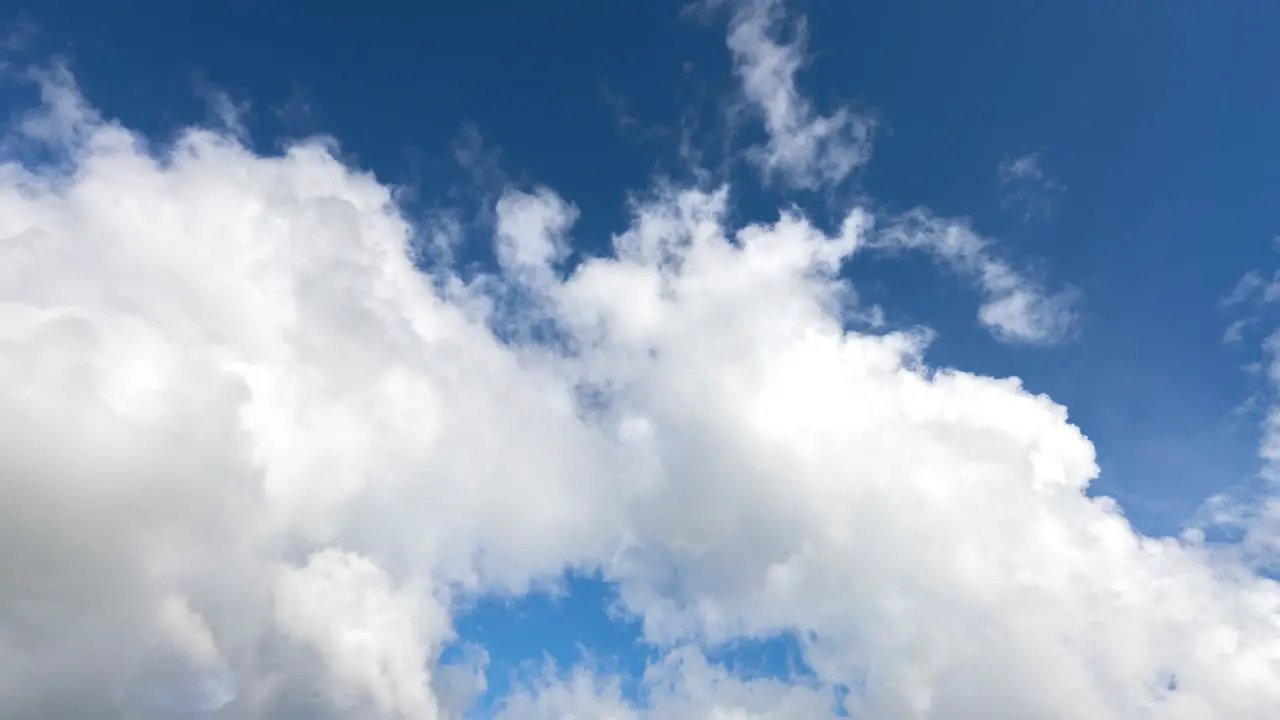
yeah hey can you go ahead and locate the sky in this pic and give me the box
[2,0,1280,718]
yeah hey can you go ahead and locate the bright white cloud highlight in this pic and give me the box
[0,68,630,720]
[0,50,1276,720]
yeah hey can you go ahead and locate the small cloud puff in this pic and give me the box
[998,151,1065,219]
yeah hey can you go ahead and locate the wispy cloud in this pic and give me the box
[1222,270,1265,307]
[997,151,1065,219]
[1224,317,1254,344]
[193,77,250,142]
[718,0,875,190]
[599,80,669,142]
[874,209,1078,344]
[1205,246,1280,573]
[0,19,38,56]
[998,152,1047,184]
[1219,268,1280,347]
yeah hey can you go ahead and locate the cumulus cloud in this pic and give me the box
[1,32,1278,720]
[0,68,632,719]
[717,0,875,190]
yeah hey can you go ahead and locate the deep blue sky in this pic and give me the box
[6,0,1280,710]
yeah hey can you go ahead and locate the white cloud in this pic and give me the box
[1219,267,1280,354]
[1,51,1279,720]
[1201,323,1280,576]
[0,69,632,719]
[1219,269,1280,310]
[496,647,836,719]
[1223,270,1264,307]
[274,549,447,718]
[997,151,1064,219]
[719,0,875,190]
[1205,245,1280,587]
[494,187,577,276]
[1224,318,1253,344]
[874,209,1077,344]
[998,152,1046,184]
[193,79,251,142]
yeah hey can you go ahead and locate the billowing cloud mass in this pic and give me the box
[1,9,1279,720]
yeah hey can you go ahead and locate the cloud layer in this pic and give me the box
[0,20,1277,720]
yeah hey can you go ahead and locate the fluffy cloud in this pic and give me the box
[1,33,1278,720]
[534,186,1273,718]
[0,67,632,720]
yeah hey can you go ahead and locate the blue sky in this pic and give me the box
[5,1,1280,718]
